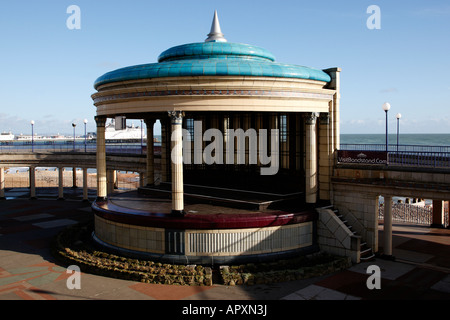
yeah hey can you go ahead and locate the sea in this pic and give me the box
[154,134,450,146]
[340,133,450,146]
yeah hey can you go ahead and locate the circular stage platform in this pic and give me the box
[92,188,318,265]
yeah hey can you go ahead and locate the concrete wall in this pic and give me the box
[0,152,146,172]
[317,207,360,263]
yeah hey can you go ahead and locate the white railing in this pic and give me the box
[379,202,449,227]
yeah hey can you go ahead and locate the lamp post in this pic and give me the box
[30,120,35,152]
[72,122,77,151]
[396,113,401,152]
[382,102,391,158]
[83,119,88,152]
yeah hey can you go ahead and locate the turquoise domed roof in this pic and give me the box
[157,42,276,63]
[94,13,331,89]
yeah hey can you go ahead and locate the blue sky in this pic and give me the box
[0,0,449,135]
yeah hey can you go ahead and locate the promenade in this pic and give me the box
[0,190,449,301]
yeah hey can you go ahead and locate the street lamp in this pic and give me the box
[83,119,88,152]
[396,113,401,152]
[382,102,391,157]
[30,120,35,152]
[72,122,77,151]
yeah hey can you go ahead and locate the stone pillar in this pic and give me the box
[383,195,393,258]
[169,111,184,215]
[295,113,302,172]
[431,200,445,228]
[29,166,37,200]
[0,167,5,200]
[160,118,168,183]
[318,112,331,201]
[107,169,115,195]
[113,170,118,189]
[72,167,77,188]
[255,113,262,168]
[58,167,64,200]
[139,172,145,187]
[95,116,107,201]
[145,118,156,185]
[82,168,89,201]
[304,112,318,204]
[323,68,341,150]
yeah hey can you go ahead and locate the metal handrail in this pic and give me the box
[337,146,450,169]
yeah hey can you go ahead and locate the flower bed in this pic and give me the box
[51,220,351,286]
[51,220,213,286]
[220,253,351,286]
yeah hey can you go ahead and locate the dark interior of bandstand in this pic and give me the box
[137,111,310,213]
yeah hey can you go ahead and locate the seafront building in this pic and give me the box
[90,12,342,264]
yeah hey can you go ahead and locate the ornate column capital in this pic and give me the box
[95,116,107,127]
[304,112,318,125]
[168,111,184,125]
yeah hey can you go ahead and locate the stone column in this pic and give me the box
[29,166,37,200]
[113,170,118,189]
[295,113,302,172]
[72,167,77,188]
[82,168,89,201]
[145,118,156,185]
[95,116,107,201]
[58,167,64,200]
[169,111,185,215]
[255,113,262,168]
[139,172,145,187]
[383,195,393,258]
[431,200,445,228]
[107,169,114,195]
[318,112,331,201]
[304,112,318,204]
[0,167,5,200]
[323,68,341,150]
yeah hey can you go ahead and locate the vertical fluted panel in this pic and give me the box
[186,223,313,255]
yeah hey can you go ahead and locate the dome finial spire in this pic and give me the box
[205,10,227,42]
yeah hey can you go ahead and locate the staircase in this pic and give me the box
[332,208,375,262]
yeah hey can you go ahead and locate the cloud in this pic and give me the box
[379,88,398,93]
[95,61,120,69]
[410,6,450,17]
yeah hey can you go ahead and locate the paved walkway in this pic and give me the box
[0,195,449,300]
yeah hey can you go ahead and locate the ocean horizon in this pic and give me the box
[153,133,450,147]
[340,133,450,146]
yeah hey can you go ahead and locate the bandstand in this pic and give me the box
[91,12,341,264]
